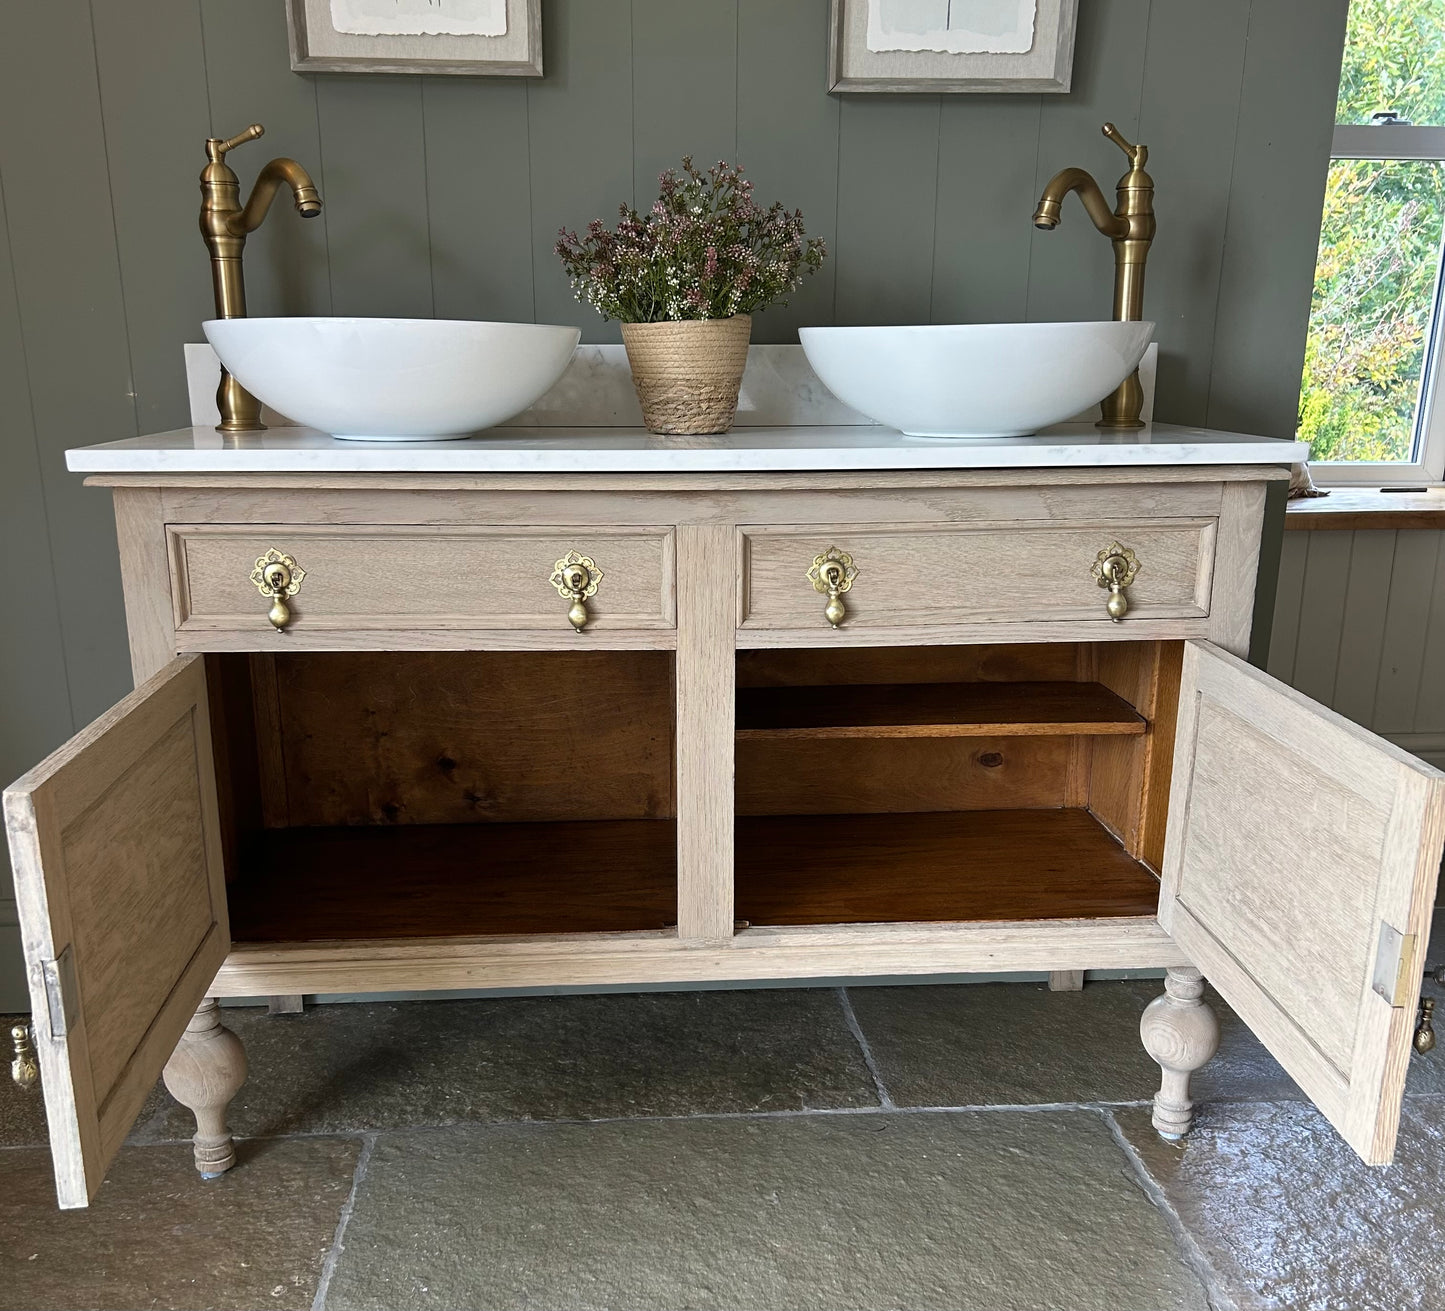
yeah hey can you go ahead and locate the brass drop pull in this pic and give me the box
[807,547,858,629]
[11,1023,38,1092]
[1090,542,1140,622]
[250,548,305,630]
[550,551,603,631]
[1417,997,1437,1055]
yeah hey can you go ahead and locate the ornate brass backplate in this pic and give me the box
[550,550,603,631]
[1090,542,1140,622]
[250,548,305,630]
[807,546,858,629]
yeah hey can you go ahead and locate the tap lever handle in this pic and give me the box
[1102,122,1147,168]
[208,124,264,163]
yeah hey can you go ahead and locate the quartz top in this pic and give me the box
[68,422,1308,475]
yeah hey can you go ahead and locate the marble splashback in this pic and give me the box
[184,340,1157,430]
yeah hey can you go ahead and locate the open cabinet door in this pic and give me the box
[1161,641,1445,1165]
[3,656,229,1207]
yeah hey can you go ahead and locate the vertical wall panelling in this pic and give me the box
[735,0,840,340]
[423,78,536,323]
[0,2,134,727]
[1266,532,1308,681]
[0,182,73,933]
[930,96,1041,326]
[1206,0,1351,436]
[200,0,332,318]
[526,0,634,339]
[1133,0,1249,426]
[1025,0,1149,325]
[1371,532,1442,734]
[631,0,738,206]
[1330,530,1397,727]
[1289,530,1353,704]
[834,96,941,325]
[1408,533,1445,732]
[91,1,214,435]
[316,76,433,319]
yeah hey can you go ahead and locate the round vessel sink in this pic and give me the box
[798,320,1155,437]
[203,317,581,440]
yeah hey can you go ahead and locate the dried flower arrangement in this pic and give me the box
[553,159,827,436]
[554,158,827,324]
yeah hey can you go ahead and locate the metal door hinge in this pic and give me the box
[1371,922,1418,1008]
[41,945,79,1040]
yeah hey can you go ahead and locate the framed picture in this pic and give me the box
[828,0,1077,93]
[286,0,542,76]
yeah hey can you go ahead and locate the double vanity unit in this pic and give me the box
[7,412,1445,1209]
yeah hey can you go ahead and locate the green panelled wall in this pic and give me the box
[0,0,1348,1008]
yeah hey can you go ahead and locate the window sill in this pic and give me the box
[1285,486,1445,530]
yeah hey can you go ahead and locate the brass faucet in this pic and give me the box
[200,124,322,432]
[1033,122,1155,429]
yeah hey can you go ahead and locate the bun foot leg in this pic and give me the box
[162,998,247,1179]
[1140,966,1220,1140]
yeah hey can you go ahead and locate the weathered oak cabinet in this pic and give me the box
[8,426,1442,1208]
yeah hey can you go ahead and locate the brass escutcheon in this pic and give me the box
[550,551,603,631]
[1090,542,1141,622]
[250,548,305,630]
[10,1023,37,1092]
[807,547,858,629]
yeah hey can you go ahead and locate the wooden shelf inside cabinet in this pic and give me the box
[229,820,678,942]
[735,809,1159,926]
[735,681,1147,741]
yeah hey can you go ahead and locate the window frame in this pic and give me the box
[1309,123,1445,486]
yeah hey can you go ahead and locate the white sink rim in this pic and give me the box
[203,316,582,441]
[798,320,1156,438]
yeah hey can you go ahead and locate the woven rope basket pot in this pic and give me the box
[620,314,752,435]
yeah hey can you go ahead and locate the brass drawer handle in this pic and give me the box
[807,547,858,629]
[250,548,305,630]
[1091,542,1141,621]
[550,551,603,631]
[11,1023,38,1092]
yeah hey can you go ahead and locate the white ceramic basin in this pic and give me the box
[203,317,581,440]
[798,321,1155,437]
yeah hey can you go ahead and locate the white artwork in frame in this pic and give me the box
[286,0,541,75]
[867,0,1037,56]
[329,0,507,37]
[830,0,1075,93]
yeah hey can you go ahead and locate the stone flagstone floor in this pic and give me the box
[1,922,1442,1311]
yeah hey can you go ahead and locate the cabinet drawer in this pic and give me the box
[739,520,1216,634]
[169,524,676,636]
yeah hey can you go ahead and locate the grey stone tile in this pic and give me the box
[0,1014,48,1147]
[847,980,1304,1108]
[1116,1099,1445,1311]
[326,1111,1210,1311]
[0,1136,358,1311]
[131,989,877,1142]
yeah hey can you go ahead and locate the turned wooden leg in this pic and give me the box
[1140,966,1220,1140]
[162,999,247,1179]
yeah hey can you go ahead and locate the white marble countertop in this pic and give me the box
[68,422,1307,474]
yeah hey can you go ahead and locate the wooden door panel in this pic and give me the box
[1162,642,1445,1164]
[4,657,228,1207]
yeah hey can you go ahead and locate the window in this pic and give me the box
[1299,0,1445,484]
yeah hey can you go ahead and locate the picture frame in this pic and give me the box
[828,0,1078,94]
[285,0,543,77]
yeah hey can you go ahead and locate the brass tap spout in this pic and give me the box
[200,124,323,432]
[1032,122,1156,429]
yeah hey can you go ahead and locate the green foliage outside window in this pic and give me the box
[1298,0,1445,462]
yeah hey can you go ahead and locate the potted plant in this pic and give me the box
[556,158,827,436]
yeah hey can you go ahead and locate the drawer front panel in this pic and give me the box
[740,519,1215,632]
[170,525,675,633]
